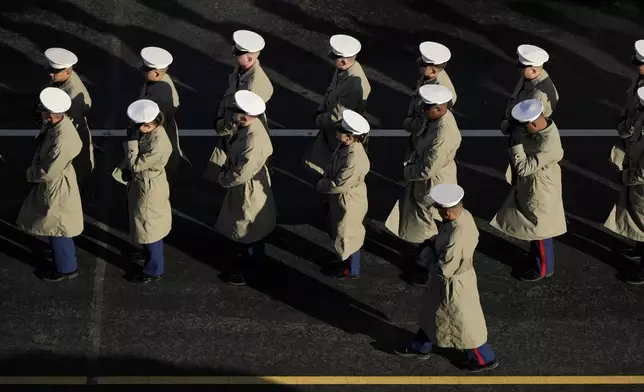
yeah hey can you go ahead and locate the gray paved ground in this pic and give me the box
[1,0,644,390]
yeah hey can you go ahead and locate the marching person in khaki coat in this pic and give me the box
[216,90,277,286]
[42,47,94,186]
[403,41,456,146]
[604,85,644,285]
[18,88,83,282]
[139,46,189,185]
[501,45,558,136]
[385,85,461,256]
[615,40,644,142]
[120,99,173,284]
[491,99,566,282]
[304,34,371,175]
[317,110,370,279]
[205,30,274,181]
[395,184,498,373]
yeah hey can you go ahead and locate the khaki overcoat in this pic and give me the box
[605,110,644,241]
[317,141,370,260]
[17,116,84,237]
[500,70,559,134]
[52,71,94,179]
[491,121,567,241]
[141,73,188,173]
[385,110,461,244]
[206,60,274,181]
[417,209,489,349]
[304,61,371,174]
[215,119,277,244]
[123,125,173,244]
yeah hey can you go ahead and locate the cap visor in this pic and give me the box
[232,46,248,56]
[48,66,67,74]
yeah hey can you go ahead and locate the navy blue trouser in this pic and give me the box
[142,240,164,276]
[529,238,555,277]
[240,241,266,275]
[343,250,360,276]
[50,236,77,274]
[411,328,496,366]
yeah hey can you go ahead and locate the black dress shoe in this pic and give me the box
[333,268,360,280]
[226,272,246,286]
[468,359,499,372]
[626,271,644,285]
[520,269,553,282]
[40,270,79,282]
[393,347,431,360]
[128,273,163,284]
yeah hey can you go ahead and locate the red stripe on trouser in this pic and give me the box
[538,240,547,277]
[473,348,485,365]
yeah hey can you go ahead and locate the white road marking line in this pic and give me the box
[0,129,620,137]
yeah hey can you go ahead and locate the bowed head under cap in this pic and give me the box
[418,84,453,106]
[45,47,78,69]
[127,99,160,124]
[341,110,370,135]
[511,99,544,123]
[234,90,266,116]
[39,87,72,114]
[140,47,173,69]
[430,184,465,208]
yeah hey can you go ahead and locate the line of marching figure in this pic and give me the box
[11,30,644,373]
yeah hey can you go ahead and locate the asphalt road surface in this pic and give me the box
[1,0,644,390]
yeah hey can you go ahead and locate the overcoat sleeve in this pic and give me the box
[437,231,462,278]
[26,133,69,183]
[509,139,563,177]
[316,78,363,129]
[316,151,358,194]
[122,140,164,173]
[403,134,449,181]
[218,133,264,188]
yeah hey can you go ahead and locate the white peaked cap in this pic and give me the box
[141,47,173,69]
[330,34,361,57]
[511,99,544,123]
[517,44,549,67]
[233,30,265,52]
[39,87,71,113]
[127,99,160,123]
[418,84,453,105]
[341,110,370,135]
[635,40,644,62]
[45,48,78,69]
[430,184,464,208]
[234,90,266,116]
[419,41,451,64]
[637,87,644,106]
